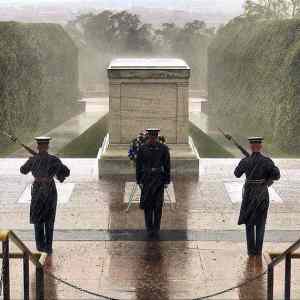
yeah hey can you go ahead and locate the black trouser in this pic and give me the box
[245,218,266,255]
[144,205,163,233]
[34,222,54,254]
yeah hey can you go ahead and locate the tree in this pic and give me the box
[65,11,156,87]
[68,10,155,55]
[154,20,214,88]
[244,0,300,19]
[290,0,300,16]
[65,12,215,90]
[155,23,179,53]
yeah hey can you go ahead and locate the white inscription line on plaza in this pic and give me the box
[224,181,283,204]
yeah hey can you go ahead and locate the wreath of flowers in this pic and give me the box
[128,131,166,163]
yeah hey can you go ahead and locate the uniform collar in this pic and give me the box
[251,152,261,156]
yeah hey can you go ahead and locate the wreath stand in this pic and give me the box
[126,182,174,212]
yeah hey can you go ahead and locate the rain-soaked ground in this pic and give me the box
[1,158,300,299]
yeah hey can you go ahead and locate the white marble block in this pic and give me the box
[99,58,199,176]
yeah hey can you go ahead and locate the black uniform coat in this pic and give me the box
[136,142,170,209]
[20,153,70,224]
[234,152,280,225]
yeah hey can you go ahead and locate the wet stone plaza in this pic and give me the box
[1,158,300,299]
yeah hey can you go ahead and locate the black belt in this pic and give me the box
[246,179,266,184]
[34,177,51,183]
[145,168,162,172]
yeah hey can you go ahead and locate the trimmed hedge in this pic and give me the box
[0,22,79,149]
[208,18,300,154]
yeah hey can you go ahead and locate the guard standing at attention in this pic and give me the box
[234,137,280,256]
[20,137,70,262]
[136,128,170,238]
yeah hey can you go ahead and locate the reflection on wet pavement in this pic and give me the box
[2,158,300,299]
[130,243,169,300]
[4,240,298,300]
[238,257,266,300]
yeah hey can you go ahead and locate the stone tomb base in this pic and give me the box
[98,136,199,177]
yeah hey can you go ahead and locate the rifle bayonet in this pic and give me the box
[1,131,37,156]
[218,127,250,157]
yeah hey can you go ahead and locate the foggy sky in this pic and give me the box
[0,0,245,14]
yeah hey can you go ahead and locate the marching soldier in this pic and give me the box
[234,137,280,256]
[20,137,70,263]
[136,128,170,238]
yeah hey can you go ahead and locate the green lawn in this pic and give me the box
[58,115,108,157]
[189,122,234,158]
[23,117,234,158]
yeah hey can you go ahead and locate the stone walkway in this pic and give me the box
[1,158,300,299]
[2,158,300,231]
[5,241,300,300]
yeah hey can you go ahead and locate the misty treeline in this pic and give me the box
[65,10,215,91]
[244,0,300,19]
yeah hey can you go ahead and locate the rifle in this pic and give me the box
[218,128,250,157]
[1,131,37,156]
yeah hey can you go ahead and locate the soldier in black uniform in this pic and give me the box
[20,137,70,259]
[234,137,280,256]
[136,128,170,237]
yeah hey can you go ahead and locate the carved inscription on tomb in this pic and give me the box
[120,83,178,143]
